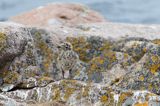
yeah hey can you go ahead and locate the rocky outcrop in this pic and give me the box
[0,80,160,106]
[0,22,160,106]
[0,2,159,106]
[10,3,106,27]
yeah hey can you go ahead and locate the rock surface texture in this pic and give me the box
[0,22,159,106]
[0,3,160,106]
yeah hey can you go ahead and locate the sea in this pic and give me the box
[0,0,160,24]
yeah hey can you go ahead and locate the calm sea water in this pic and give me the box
[0,0,160,24]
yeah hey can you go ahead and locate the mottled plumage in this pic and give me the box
[57,42,79,79]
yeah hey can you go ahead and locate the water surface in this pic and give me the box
[0,0,160,24]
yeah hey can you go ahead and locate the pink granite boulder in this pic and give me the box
[10,3,106,27]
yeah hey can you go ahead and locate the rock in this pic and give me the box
[10,3,106,27]
[0,84,15,92]
[0,78,3,85]
[0,23,62,91]
[0,22,160,105]
[0,80,159,106]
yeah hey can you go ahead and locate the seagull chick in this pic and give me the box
[57,42,79,79]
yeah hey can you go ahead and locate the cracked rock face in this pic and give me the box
[0,22,160,106]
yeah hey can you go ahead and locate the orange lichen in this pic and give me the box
[134,102,148,106]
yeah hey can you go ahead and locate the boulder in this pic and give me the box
[0,22,160,105]
[10,3,106,27]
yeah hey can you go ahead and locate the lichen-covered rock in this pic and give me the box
[0,22,160,105]
[0,23,62,91]
[0,80,159,106]
[112,39,160,95]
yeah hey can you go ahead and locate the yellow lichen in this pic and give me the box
[100,95,108,103]
[139,75,144,81]
[64,88,76,100]
[148,84,153,91]
[99,41,111,51]
[66,36,91,62]
[3,71,19,84]
[118,92,133,104]
[99,89,115,106]
[143,47,147,52]
[53,88,61,101]
[121,57,136,68]
[150,64,160,74]
[38,76,53,83]
[88,50,117,77]
[60,80,90,101]
[124,53,129,59]
[66,36,113,63]
[145,93,157,101]
[152,39,160,45]
[82,86,90,97]
[0,32,7,51]
[34,32,54,72]
[151,55,159,63]
[76,86,90,100]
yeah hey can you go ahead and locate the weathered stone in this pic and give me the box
[0,22,160,105]
[0,80,159,106]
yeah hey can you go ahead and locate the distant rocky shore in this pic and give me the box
[0,3,160,106]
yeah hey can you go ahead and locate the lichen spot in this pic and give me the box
[150,64,160,74]
[134,102,148,106]
[0,32,7,51]
[100,95,108,103]
[152,39,160,45]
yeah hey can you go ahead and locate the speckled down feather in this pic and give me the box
[57,50,79,72]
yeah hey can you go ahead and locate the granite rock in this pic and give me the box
[10,3,106,27]
[0,21,160,105]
